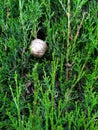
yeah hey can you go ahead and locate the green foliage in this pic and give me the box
[0,0,98,129]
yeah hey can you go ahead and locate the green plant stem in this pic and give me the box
[66,0,71,80]
[18,0,26,44]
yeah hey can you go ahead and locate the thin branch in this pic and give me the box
[75,12,87,42]
[71,12,87,54]
[59,0,67,14]
[66,0,71,80]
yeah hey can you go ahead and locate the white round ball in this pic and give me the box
[30,39,47,57]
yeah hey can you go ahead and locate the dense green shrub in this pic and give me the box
[0,0,98,129]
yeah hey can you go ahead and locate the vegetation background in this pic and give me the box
[0,0,98,130]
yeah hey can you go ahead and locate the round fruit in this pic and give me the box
[30,39,47,57]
